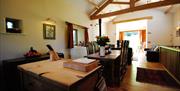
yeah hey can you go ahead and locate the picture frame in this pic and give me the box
[43,24,55,39]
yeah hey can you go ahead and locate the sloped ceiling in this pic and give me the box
[88,0,163,15]
[87,0,180,20]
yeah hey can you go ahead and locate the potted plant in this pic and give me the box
[96,36,110,56]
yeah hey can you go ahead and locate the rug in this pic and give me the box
[136,67,180,88]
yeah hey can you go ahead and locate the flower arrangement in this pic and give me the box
[96,36,110,46]
[24,47,41,57]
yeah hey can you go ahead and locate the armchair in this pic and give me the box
[144,46,159,62]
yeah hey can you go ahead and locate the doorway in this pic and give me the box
[119,30,146,60]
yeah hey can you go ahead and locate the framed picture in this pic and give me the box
[43,24,55,39]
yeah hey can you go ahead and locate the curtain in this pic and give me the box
[67,22,74,48]
[119,32,124,41]
[84,28,89,43]
[141,30,146,42]
[140,30,146,48]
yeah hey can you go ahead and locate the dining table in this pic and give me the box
[87,50,121,86]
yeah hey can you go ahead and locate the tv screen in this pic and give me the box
[5,17,22,33]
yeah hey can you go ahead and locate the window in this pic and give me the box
[73,29,78,46]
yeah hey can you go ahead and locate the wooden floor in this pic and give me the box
[108,51,180,91]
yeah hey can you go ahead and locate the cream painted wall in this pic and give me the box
[0,0,98,60]
[102,22,107,36]
[88,20,108,41]
[172,6,180,46]
[88,20,99,41]
[107,9,174,48]
[107,22,116,44]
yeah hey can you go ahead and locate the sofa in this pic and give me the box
[144,46,159,62]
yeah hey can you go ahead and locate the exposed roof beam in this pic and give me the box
[113,16,153,24]
[91,0,113,17]
[164,5,173,14]
[88,0,106,16]
[90,0,180,20]
[135,0,140,3]
[130,0,135,8]
[87,0,99,9]
[110,2,130,4]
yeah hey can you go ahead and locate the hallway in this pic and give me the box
[108,52,180,91]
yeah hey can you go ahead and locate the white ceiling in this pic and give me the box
[87,0,179,22]
[99,0,163,14]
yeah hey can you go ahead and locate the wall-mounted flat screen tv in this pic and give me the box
[5,17,22,33]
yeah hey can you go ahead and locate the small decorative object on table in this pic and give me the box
[46,44,60,61]
[96,36,110,56]
[24,47,41,58]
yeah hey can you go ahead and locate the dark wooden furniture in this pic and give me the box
[87,50,122,86]
[144,47,159,62]
[18,60,101,91]
[111,47,133,65]
[87,40,129,86]
[159,46,180,82]
[2,53,64,91]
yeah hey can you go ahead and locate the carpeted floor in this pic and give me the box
[136,67,180,89]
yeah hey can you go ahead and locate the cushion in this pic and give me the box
[153,46,159,52]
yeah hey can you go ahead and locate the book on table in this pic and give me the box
[63,58,98,72]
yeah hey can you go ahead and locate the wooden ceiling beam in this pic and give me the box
[88,0,107,16]
[113,16,153,24]
[135,0,140,3]
[87,0,99,9]
[90,0,180,20]
[130,0,135,8]
[91,0,113,17]
[110,2,130,4]
[164,5,173,14]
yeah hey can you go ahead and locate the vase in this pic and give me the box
[100,46,105,57]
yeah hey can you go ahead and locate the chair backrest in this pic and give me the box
[92,41,100,52]
[120,40,125,66]
[123,40,129,65]
[86,42,95,54]
[120,40,129,66]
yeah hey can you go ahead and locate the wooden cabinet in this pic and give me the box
[160,46,180,82]
[22,73,67,91]
[2,53,64,91]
